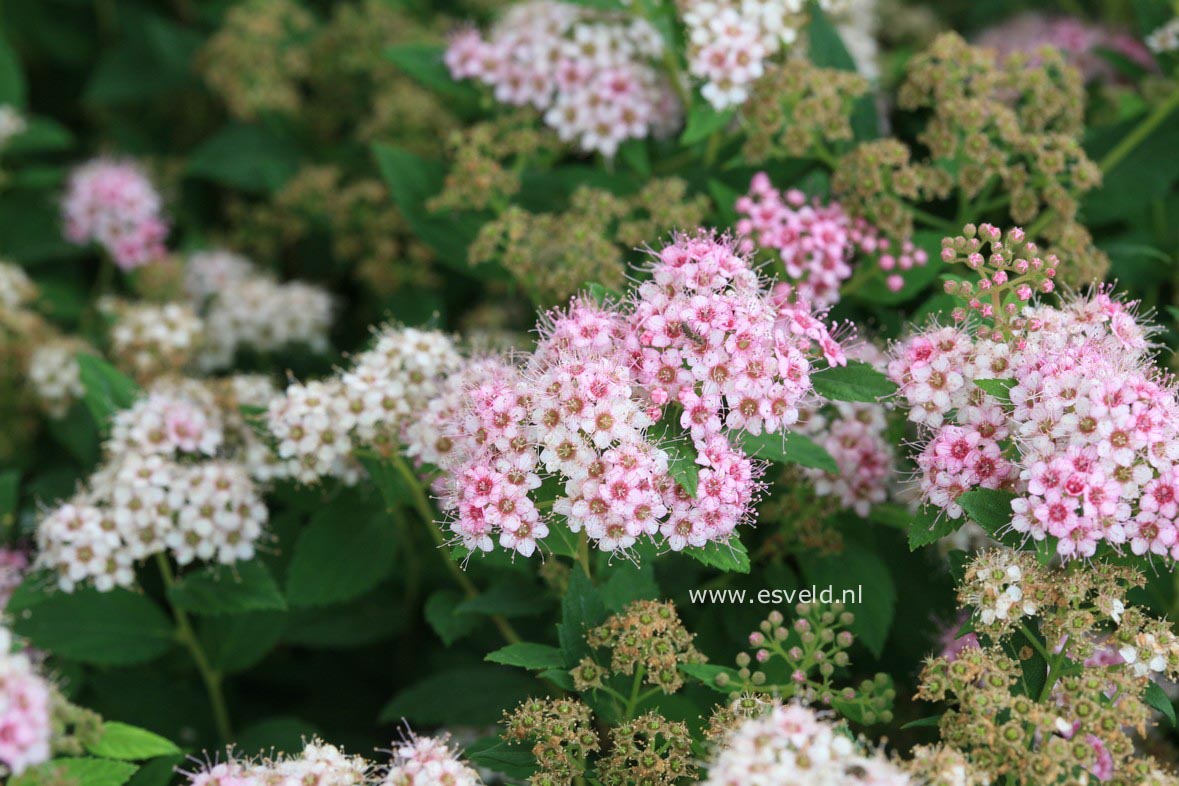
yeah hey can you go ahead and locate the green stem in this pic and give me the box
[388,454,523,645]
[576,530,592,579]
[623,665,647,719]
[1099,88,1179,175]
[155,554,232,743]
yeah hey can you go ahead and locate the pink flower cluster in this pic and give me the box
[889,286,1179,561]
[737,173,928,307]
[0,628,52,776]
[62,158,168,271]
[444,1,681,156]
[798,347,895,516]
[403,232,848,558]
[975,13,1155,83]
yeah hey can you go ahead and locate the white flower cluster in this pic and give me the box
[0,105,26,150]
[703,701,911,786]
[102,299,204,381]
[184,250,334,371]
[27,338,91,417]
[1147,17,1179,53]
[266,326,461,483]
[0,261,35,311]
[963,551,1038,628]
[681,0,879,109]
[35,378,278,591]
[383,734,485,786]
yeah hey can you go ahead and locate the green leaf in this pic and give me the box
[12,759,137,786]
[424,589,481,646]
[123,755,182,786]
[0,32,27,107]
[680,103,735,146]
[679,662,741,693]
[356,452,408,511]
[558,570,607,664]
[187,124,300,193]
[372,144,487,274]
[4,116,74,156]
[811,360,896,403]
[956,488,1018,534]
[200,611,286,673]
[684,538,751,574]
[1145,682,1177,727]
[86,722,180,760]
[167,561,286,616]
[907,506,961,550]
[77,354,141,430]
[283,591,405,649]
[738,431,838,473]
[384,43,482,108]
[974,378,1016,402]
[651,417,700,497]
[585,281,624,305]
[600,561,659,612]
[457,578,551,618]
[485,642,566,670]
[806,2,856,71]
[285,501,398,607]
[235,717,321,757]
[802,543,895,657]
[464,739,537,780]
[380,667,537,725]
[13,588,173,666]
[901,715,942,730]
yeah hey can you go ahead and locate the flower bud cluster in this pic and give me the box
[575,600,705,694]
[741,62,869,162]
[920,551,1179,784]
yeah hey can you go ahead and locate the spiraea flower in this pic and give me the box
[62,159,168,271]
[0,627,52,776]
[35,377,272,591]
[702,700,912,785]
[737,173,928,306]
[383,733,485,786]
[184,739,370,786]
[1147,17,1179,54]
[266,326,461,482]
[891,228,1179,562]
[445,1,681,156]
[27,337,93,418]
[102,299,204,382]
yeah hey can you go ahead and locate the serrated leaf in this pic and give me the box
[802,543,894,657]
[85,722,179,760]
[684,538,751,574]
[907,506,961,550]
[739,431,838,473]
[974,378,1016,402]
[0,31,26,107]
[558,571,607,664]
[12,588,173,666]
[77,354,141,430]
[679,103,734,146]
[901,715,942,730]
[11,758,137,786]
[1145,682,1177,727]
[600,562,659,612]
[486,642,566,670]
[651,417,700,497]
[957,488,1018,534]
[380,667,537,725]
[464,739,537,780]
[167,561,286,616]
[811,360,896,403]
[285,500,397,608]
[680,662,741,693]
[424,589,481,646]
[187,123,299,193]
[283,592,405,649]
[200,611,286,674]
[456,578,551,618]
